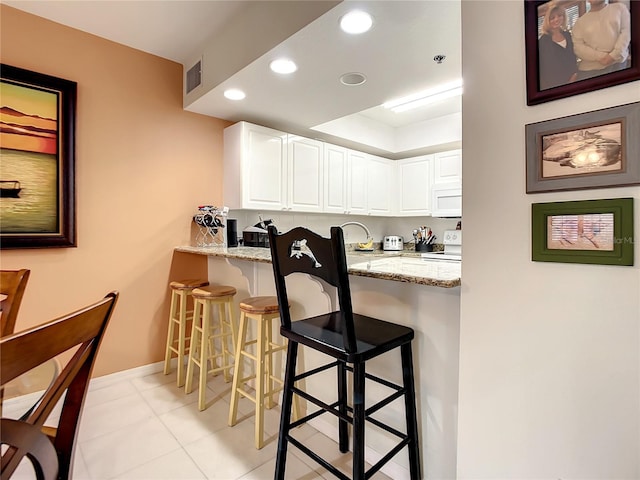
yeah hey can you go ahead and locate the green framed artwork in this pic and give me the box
[0,64,77,249]
[532,198,634,266]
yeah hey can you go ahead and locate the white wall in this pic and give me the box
[458,1,640,479]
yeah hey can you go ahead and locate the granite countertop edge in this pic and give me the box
[175,245,460,288]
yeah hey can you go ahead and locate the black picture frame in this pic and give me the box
[1,64,77,248]
[525,0,640,105]
[526,101,639,193]
[532,197,634,265]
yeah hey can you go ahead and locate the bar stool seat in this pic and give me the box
[228,296,297,449]
[163,279,209,387]
[185,285,237,411]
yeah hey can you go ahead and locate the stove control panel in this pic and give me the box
[443,230,462,246]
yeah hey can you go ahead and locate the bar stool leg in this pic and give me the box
[184,299,202,397]
[196,300,213,410]
[228,311,248,426]
[255,313,267,449]
[219,302,232,382]
[275,341,298,480]
[176,290,189,387]
[402,343,421,479]
[352,360,366,480]
[265,316,276,410]
[163,290,179,375]
[338,360,349,453]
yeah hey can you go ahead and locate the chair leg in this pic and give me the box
[401,343,421,479]
[228,311,248,427]
[275,341,298,480]
[352,361,366,480]
[338,360,349,453]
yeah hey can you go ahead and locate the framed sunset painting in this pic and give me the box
[0,64,77,248]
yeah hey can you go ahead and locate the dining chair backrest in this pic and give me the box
[268,225,357,352]
[0,269,31,337]
[0,291,119,480]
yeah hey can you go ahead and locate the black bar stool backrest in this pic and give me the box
[268,225,357,353]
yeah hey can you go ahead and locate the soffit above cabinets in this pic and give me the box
[6,0,462,158]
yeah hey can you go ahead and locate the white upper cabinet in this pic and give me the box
[224,122,287,210]
[396,155,433,216]
[224,122,323,212]
[431,149,462,217]
[346,149,368,215]
[367,155,395,216]
[224,121,459,217]
[324,143,348,214]
[433,149,462,186]
[287,135,323,212]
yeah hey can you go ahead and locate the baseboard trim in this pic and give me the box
[89,361,166,390]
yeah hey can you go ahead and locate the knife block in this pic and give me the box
[415,242,433,252]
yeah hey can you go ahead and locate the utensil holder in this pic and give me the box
[415,242,433,252]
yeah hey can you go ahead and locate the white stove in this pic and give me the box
[421,230,462,262]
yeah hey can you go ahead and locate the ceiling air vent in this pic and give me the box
[186,60,201,94]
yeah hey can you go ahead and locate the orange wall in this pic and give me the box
[0,6,230,376]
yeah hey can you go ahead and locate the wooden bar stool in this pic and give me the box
[185,285,237,411]
[163,279,209,387]
[228,296,297,449]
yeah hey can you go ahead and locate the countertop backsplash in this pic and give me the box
[227,209,459,248]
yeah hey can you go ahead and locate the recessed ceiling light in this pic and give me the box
[340,10,373,34]
[340,72,367,86]
[270,59,298,74]
[224,89,246,100]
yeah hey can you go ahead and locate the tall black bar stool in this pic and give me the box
[268,225,421,480]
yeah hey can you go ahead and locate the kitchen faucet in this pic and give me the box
[339,221,374,251]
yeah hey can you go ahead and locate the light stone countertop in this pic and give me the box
[175,245,461,288]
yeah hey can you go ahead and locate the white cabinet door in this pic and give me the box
[287,135,323,212]
[367,155,395,216]
[433,149,462,185]
[324,143,348,214]
[432,184,462,217]
[224,122,287,210]
[347,150,368,215]
[396,155,433,216]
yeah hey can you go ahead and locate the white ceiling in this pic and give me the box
[5,0,462,158]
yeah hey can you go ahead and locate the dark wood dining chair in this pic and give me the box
[1,269,31,337]
[1,418,59,480]
[268,226,421,480]
[1,291,119,480]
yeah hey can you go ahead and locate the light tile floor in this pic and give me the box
[4,366,392,480]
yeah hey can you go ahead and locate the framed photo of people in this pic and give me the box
[525,0,640,105]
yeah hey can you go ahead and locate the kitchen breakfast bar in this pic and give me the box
[174,245,461,479]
